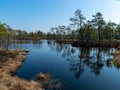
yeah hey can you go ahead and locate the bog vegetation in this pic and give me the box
[0,9,120,90]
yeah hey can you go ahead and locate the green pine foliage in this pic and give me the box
[0,24,7,36]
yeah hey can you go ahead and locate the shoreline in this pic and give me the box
[0,49,42,90]
[55,39,120,47]
[111,47,120,68]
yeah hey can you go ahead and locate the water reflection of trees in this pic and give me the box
[47,40,114,79]
[47,40,77,56]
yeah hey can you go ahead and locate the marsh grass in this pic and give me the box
[0,49,42,90]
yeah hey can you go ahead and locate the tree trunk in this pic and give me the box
[98,26,101,45]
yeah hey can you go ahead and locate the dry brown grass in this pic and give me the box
[111,51,120,55]
[112,55,120,67]
[112,48,120,67]
[37,73,62,90]
[0,49,42,90]
[37,73,50,83]
[0,74,42,90]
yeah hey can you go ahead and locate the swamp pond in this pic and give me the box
[9,40,120,90]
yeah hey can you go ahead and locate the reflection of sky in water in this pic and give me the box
[9,40,120,90]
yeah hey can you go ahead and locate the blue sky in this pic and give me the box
[0,0,120,32]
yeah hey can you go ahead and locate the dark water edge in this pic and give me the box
[9,40,120,90]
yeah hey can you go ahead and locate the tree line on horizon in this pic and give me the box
[0,9,120,43]
[0,22,45,40]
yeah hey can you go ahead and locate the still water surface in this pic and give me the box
[10,40,120,90]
